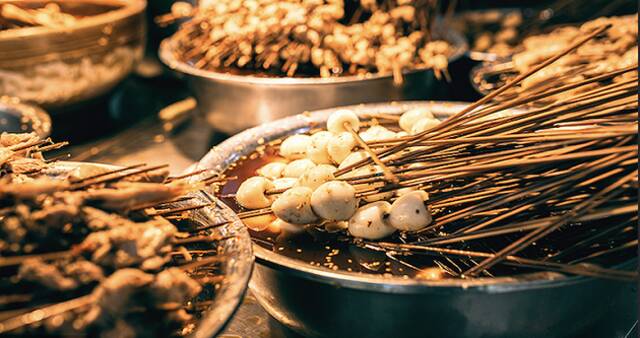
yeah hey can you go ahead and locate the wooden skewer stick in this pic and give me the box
[69,163,147,184]
[344,122,399,184]
[0,294,95,334]
[463,170,636,277]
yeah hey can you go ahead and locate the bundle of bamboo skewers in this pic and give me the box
[159,0,454,82]
[226,23,638,282]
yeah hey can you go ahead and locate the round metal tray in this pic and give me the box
[18,161,254,338]
[191,101,637,338]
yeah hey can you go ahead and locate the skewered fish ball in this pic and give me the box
[307,131,334,164]
[236,176,275,209]
[283,159,316,178]
[243,214,276,231]
[327,132,357,164]
[280,134,311,159]
[272,187,318,224]
[359,125,397,142]
[388,190,432,231]
[399,107,435,132]
[296,164,336,190]
[326,109,360,133]
[411,118,440,134]
[273,177,298,191]
[310,181,358,221]
[338,151,367,170]
[257,162,287,180]
[348,201,396,240]
[271,217,306,233]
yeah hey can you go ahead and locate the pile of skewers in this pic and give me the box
[0,3,78,30]
[160,0,455,82]
[0,133,234,336]
[477,14,637,98]
[228,23,638,281]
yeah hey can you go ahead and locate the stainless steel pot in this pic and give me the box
[158,31,468,134]
[192,101,637,338]
[0,0,147,110]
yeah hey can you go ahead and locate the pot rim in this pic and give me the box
[0,0,146,41]
[193,101,636,294]
[158,22,468,86]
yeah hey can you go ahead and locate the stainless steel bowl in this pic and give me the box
[0,0,146,110]
[159,30,467,134]
[41,161,254,338]
[0,95,51,137]
[191,101,637,338]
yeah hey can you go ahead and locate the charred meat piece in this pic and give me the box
[78,219,177,269]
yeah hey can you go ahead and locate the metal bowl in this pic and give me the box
[29,161,254,338]
[0,0,146,110]
[191,101,637,338]
[158,29,467,134]
[0,95,51,137]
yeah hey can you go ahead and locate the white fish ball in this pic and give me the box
[324,220,349,233]
[399,108,435,132]
[271,218,305,234]
[280,134,311,159]
[359,125,397,142]
[243,214,276,231]
[236,176,275,209]
[411,118,441,135]
[338,151,367,170]
[272,187,318,224]
[310,181,358,221]
[283,159,316,178]
[388,190,432,231]
[327,132,357,164]
[296,164,336,190]
[327,109,360,133]
[348,201,396,240]
[272,178,298,191]
[307,131,334,164]
[257,162,287,180]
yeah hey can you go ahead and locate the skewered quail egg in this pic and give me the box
[236,176,275,209]
[348,201,396,240]
[272,187,318,224]
[327,132,357,164]
[307,131,334,164]
[310,181,358,221]
[296,164,336,190]
[257,162,287,180]
[326,109,360,133]
[280,134,311,159]
[388,190,432,231]
[411,118,440,134]
[399,107,435,132]
[283,159,316,178]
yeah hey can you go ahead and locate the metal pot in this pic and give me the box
[192,101,637,338]
[0,0,147,110]
[158,31,467,134]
